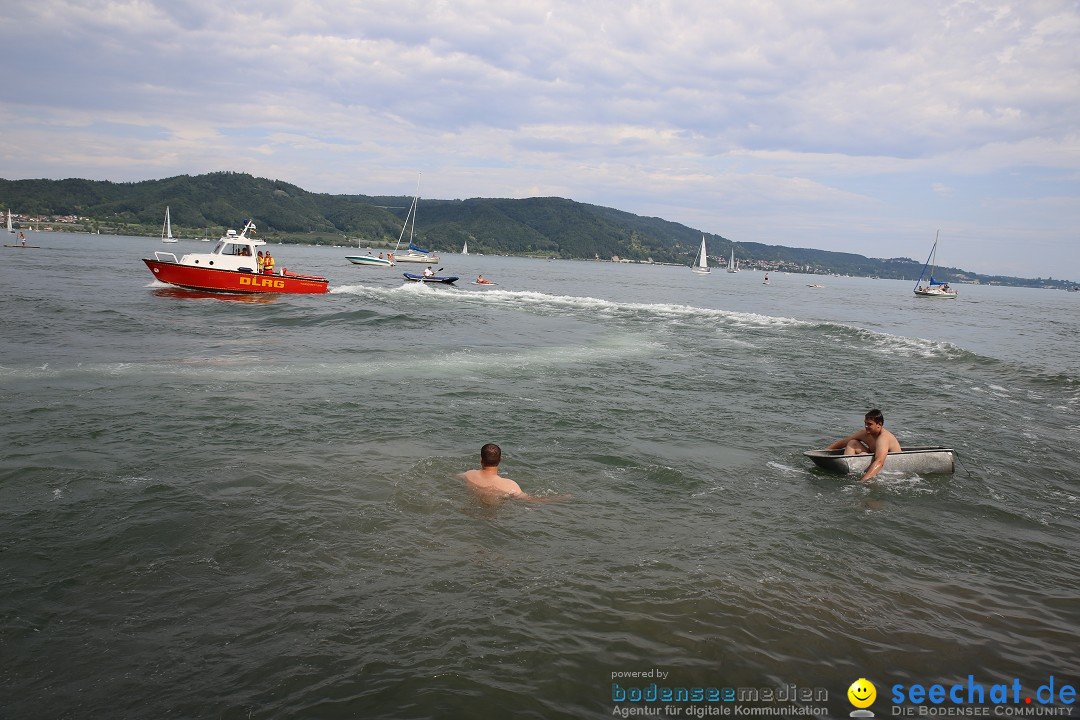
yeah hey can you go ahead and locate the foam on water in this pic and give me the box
[334,282,806,329]
[0,333,667,382]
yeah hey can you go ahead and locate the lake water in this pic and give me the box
[2,233,1078,719]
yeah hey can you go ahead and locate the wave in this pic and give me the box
[807,322,975,362]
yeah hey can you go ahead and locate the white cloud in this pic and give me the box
[1,0,1078,277]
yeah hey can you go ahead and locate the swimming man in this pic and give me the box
[459,443,567,504]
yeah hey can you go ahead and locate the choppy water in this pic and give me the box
[2,234,1078,719]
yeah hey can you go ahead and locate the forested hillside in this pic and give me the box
[0,172,1065,287]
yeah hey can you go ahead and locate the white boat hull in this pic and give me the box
[804,446,955,475]
[346,255,394,267]
[914,288,958,298]
[396,252,440,263]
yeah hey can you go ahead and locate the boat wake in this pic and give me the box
[330,283,998,365]
[333,283,806,330]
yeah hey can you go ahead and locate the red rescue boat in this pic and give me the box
[142,220,329,295]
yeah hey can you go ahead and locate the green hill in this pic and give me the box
[0,171,1067,288]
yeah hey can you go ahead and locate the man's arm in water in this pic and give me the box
[860,444,889,483]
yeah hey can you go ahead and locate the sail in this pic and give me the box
[462,241,468,255]
[409,242,432,255]
[692,236,711,272]
[6,210,11,233]
[162,206,175,241]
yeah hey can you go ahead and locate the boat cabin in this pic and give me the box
[173,222,272,273]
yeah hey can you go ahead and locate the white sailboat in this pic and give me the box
[913,230,957,298]
[727,246,738,273]
[462,240,469,255]
[6,209,12,233]
[161,206,177,243]
[394,174,439,263]
[691,236,711,274]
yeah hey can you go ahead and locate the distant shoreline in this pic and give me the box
[3,170,1074,288]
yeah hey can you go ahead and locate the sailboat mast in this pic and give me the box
[394,175,421,253]
[929,230,939,278]
[394,198,412,251]
[914,230,939,290]
[410,173,420,247]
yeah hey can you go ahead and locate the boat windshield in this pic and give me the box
[220,242,253,256]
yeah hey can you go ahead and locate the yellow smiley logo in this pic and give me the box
[848,678,876,708]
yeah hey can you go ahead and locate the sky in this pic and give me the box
[2,1,1078,278]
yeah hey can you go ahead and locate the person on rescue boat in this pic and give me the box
[263,251,275,274]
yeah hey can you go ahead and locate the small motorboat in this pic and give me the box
[804,446,955,475]
[345,251,394,267]
[403,272,458,284]
[143,220,329,294]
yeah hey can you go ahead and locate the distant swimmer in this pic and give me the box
[826,408,901,483]
[458,443,568,504]
[475,274,495,285]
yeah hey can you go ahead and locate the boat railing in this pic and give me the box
[153,251,179,263]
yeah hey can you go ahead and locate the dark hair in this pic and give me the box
[865,408,884,424]
[480,443,502,467]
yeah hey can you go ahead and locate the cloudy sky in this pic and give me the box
[2,1,1078,277]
